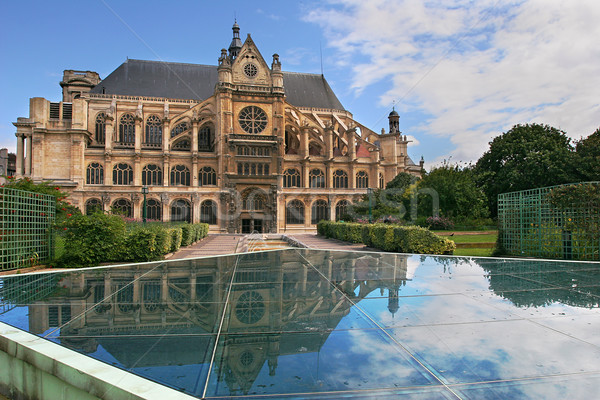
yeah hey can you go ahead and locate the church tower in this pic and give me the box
[228,21,242,59]
[388,108,400,134]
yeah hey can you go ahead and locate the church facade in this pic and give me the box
[13,24,422,233]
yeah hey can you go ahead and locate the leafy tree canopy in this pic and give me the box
[574,127,600,181]
[417,162,489,220]
[474,123,577,217]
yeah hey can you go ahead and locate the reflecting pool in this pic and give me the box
[1,249,599,399]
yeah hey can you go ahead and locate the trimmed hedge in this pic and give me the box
[56,216,209,268]
[318,221,455,255]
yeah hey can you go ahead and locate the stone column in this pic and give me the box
[325,127,334,159]
[349,164,356,189]
[133,153,141,186]
[301,127,309,159]
[347,129,356,160]
[192,118,199,153]
[163,155,170,187]
[15,133,24,177]
[192,154,199,187]
[25,134,32,176]
[162,119,170,152]
[105,117,114,151]
[104,154,112,186]
[134,116,142,151]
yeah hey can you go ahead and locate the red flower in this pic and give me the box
[54,187,60,190]
[67,213,72,217]
[63,227,67,230]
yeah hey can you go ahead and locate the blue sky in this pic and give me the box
[1,0,598,168]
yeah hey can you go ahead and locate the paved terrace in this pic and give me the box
[169,233,371,259]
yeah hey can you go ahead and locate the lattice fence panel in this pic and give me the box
[0,187,56,270]
[498,182,600,261]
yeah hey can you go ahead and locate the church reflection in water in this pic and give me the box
[13,251,599,396]
[23,250,412,394]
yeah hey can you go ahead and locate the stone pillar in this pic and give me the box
[162,120,170,152]
[134,154,141,186]
[349,164,356,189]
[301,127,309,159]
[192,154,199,187]
[104,154,112,186]
[25,134,32,176]
[105,117,114,151]
[326,127,334,159]
[347,129,356,160]
[134,116,142,151]
[192,118,199,153]
[163,155,170,186]
[15,133,24,177]
[301,161,309,189]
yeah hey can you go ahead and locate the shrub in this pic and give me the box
[56,212,126,268]
[151,225,172,256]
[319,221,455,255]
[170,227,183,252]
[123,228,157,262]
[180,224,194,247]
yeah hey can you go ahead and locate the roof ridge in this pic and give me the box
[126,59,215,68]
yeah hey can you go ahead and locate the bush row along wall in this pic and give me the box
[497,181,600,261]
[317,221,455,255]
[0,187,56,271]
[56,213,209,268]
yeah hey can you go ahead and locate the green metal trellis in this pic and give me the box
[0,187,56,270]
[498,182,600,261]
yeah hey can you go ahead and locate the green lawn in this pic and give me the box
[448,234,497,243]
[453,248,495,257]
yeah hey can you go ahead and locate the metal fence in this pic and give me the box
[498,182,600,261]
[0,187,56,270]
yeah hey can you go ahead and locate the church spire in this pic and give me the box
[228,21,242,60]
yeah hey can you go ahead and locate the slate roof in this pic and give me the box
[90,59,345,111]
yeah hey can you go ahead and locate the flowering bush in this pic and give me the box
[426,216,454,230]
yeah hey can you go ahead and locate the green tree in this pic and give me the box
[1,176,78,217]
[474,123,577,217]
[417,163,489,220]
[574,127,600,181]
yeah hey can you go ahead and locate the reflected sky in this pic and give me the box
[0,249,599,398]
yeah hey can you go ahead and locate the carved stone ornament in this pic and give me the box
[160,193,169,203]
[101,194,110,205]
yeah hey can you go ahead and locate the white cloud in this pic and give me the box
[305,0,600,162]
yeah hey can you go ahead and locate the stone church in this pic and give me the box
[13,23,422,233]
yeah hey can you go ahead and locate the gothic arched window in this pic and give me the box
[118,113,135,144]
[286,200,305,225]
[198,124,214,152]
[95,113,106,144]
[200,200,217,225]
[113,163,133,185]
[145,115,162,146]
[283,168,301,188]
[146,199,162,221]
[199,166,216,186]
[170,165,190,186]
[356,171,369,189]
[112,198,132,218]
[309,169,325,188]
[379,173,385,189]
[85,198,102,215]
[333,170,348,189]
[311,200,328,225]
[86,162,103,185]
[171,121,190,137]
[171,199,191,222]
[142,164,162,186]
[335,200,349,221]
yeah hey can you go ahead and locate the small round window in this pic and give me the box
[244,63,258,78]
[239,106,268,134]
